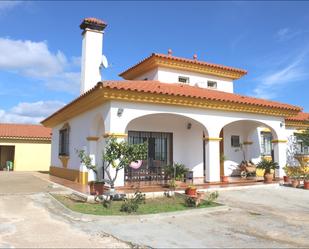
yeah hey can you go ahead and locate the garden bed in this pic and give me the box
[52,194,220,216]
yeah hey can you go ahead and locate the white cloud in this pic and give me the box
[252,49,309,99]
[0,37,80,94]
[0,100,66,124]
[0,1,22,13]
[275,28,309,42]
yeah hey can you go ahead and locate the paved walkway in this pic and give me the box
[0,172,130,248]
[1,172,308,248]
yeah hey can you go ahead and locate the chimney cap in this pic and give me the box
[80,17,107,31]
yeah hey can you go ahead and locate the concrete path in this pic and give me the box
[1,172,309,248]
[0,172,130,248]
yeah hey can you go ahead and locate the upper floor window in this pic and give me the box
[178,76,190,84]
[207,81,217,89]
[59,123,70,156]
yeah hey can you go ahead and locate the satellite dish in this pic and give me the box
[100,54,109,69]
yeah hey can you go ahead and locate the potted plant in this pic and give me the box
[291,172,301,188]
[282,165,291,184]
[256,159,279,183]
[185,184,197,196]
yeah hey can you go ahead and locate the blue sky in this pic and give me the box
[0,1,309,123]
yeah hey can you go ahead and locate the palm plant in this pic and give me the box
[256,159,279,175]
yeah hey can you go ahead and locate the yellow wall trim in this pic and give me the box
[271,140,287,143]
[243,141,253,145]
[203,137,223,141]
[42,86,300,128]
[120,55,246,80]
[50,166,88,185]
[103,132,128,138]
[58,155,69,168]
[86,136,99,141]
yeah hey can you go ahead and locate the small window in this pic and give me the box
[207,81,217,89]
[178,76,190,84]
[231,135,240,147]
[59,124,70,156]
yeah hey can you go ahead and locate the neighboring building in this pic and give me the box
[0,123,52,171]
[41,17,308,186]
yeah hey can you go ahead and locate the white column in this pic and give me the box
[273,140,287,178]
[205,138,221,182]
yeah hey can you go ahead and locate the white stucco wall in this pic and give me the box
[131,67,234,93]
[50,98,288,185]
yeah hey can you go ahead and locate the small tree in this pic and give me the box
[103,137,148,190]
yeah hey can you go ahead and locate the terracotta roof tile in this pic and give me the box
[0,123,52,140]
[103,81,301,111]
[80,17,107,30]
[286,112,309,122]
[119,53,247,78]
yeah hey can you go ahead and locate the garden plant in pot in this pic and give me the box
[185,184,197,196]
[256,159,279,183]
[77,149,104,195]
[290,167,302,188]
[282,165,291,184]
[164,163,189,187]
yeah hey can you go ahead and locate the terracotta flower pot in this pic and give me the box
[89,182,105,195]
[264,173,273,183]
[221,176,229,183]
[291,179,300,188]
[283,176,290,183]
[304,180,309,190]
[185,187,197,196]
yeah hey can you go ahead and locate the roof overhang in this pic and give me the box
[119,54,247,80]
[42,82,301,128]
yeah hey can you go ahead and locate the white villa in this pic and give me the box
[41,18,309,187]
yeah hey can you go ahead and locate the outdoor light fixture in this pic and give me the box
[280,122,284,128]
[117,108,124,117]
[187,122,192,130]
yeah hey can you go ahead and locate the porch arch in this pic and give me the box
[125,113,209,183]
[218,119,280,178]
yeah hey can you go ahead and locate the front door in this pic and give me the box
[126,131,173,182]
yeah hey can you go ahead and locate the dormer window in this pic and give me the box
[207,81,217,89]
[178,76,190,84]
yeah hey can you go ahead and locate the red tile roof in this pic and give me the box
[103,81,301,111]
[119,53,247,78]
[80,17,107,30]
[41,81,302,127]
[0,123,52,140]
[286,112,309,122]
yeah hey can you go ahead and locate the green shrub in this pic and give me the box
[184,196,196,207]
[164,163,189,180]
[120,191,146,213]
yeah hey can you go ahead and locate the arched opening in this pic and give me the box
[125,113,209,184]
[219,120,278,180]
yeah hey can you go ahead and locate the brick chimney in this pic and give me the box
[80,17,107,94]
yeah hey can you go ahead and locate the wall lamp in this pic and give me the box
[187,122,192,130]
[117,108,124,117]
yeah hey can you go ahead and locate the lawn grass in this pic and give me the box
[53,194,220,216]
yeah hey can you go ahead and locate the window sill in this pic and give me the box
[58,155,70,168]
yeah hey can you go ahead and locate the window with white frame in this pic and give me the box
[260,132,272,155]
[207,80,217,89]
[295,136,309,154]
[59,123,70,156]
[178,76,190,84]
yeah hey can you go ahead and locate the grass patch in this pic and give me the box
[53,194,220,216]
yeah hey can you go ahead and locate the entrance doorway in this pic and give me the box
[0,146,15,171]
[125,131,173,182]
